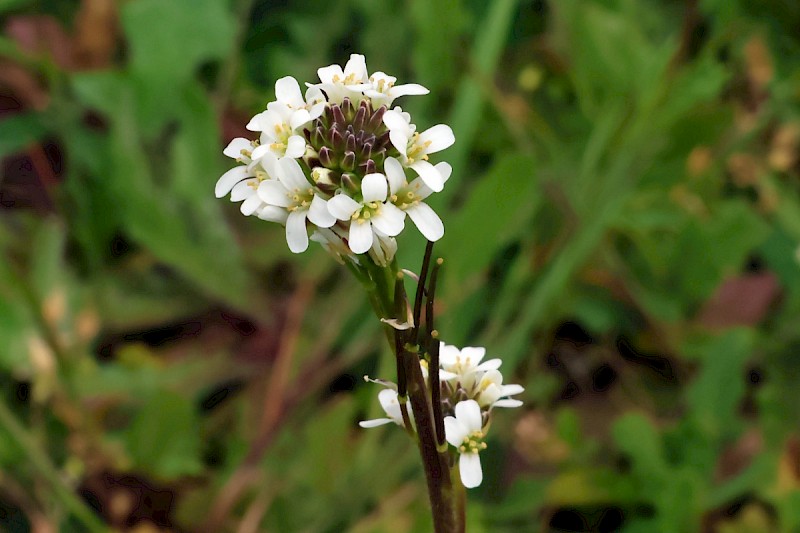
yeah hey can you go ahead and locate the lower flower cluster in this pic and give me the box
[360,343,523,488]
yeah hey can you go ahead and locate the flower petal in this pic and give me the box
[348,220,373,254]
[371,202,405,236]
[279,157,310,191]
[391,83,430,98]
[317,64,344,85]
[257,205,288,224]
[307,195,336,228]
[459,452,483,488]
[230,179,256,202]
[289,109,312,130]
[361,173,388,203]
[492,399,523,409]
[275,76,303,107]
[359,418,395,428]
[409,160,444,192]
[240,194,262,216]
[257,180,291,207]
[501,384,525,397]
[383,157,407,194]
[419,124,455,154]
[438,343,461,366]
[455,400,482,432]
[284,135,307,159]
[285,210,309,253]
[246,111,267,131]
[223,137,252,159]
[215,166,249,198]
[444,416,467,447]
[406,202,444,241]
[461,347,486,365]
[327,194,361,220]
[475,358,503,373]
[344,54,368,82]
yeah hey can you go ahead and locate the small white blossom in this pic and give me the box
[327,173,406,255]
[257,158,336,253]
[314,54,371,104]
[444,400,486,488]
[271,76,327,120]
[216,139,281,218]
[384,156,450,241]
[359,388,413,429]
[247,103,309,160]
[474,369,525,409]
[383,108,455,192]
[365,71,429,108]
[439,343,502,389]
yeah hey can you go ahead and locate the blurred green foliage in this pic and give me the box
[1,0,800,531]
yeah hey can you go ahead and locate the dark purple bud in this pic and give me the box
[332,104,347,126]
[353,104,367,132]
[323,105,335,125]
[367,106,386,132]
[345,133,357,154]
[319,146,335,167]
[360,142,373,159]
[342,151,356,172]
[342,97,355,120]
[330,128,344,151]
[312,126,326,148]
[364,159,377,175]
[341,173,359,194]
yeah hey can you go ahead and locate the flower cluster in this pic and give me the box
[216,54,455,266]
[360,343,524,488]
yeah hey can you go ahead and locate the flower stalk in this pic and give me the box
[217,54,523,533]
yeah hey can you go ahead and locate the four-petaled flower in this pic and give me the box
[359,388,413,429]
[257,157,336,252]
[327,173,406,254]
[444,400,487,489]
[383,107,455,192]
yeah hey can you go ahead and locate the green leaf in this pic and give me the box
[124,390,203,479]
[122,0,235,88]
[684,329,755,439]
[440,152,539,286]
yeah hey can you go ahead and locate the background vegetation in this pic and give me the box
[1,0,800,531]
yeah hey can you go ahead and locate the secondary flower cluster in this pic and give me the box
[360,343,524,488]
[215,54,455,266]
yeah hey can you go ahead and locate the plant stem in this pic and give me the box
[0,396,107,532]
[399,341,460,533]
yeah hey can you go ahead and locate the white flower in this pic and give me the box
[474,369,524,409]
[257,157,336,253]
[444,400,486,488]
[314,54,371,104]
[327,174,406,254]
[383,108,455,192]
[365,71,429,108]
[439,343,502,389]
[384,156,450,241]
[247,103,309,160]
[271,76,326,121]
[216,138,283,218]
[359,388,413,428]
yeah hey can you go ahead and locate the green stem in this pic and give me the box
[0,397,107,532]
